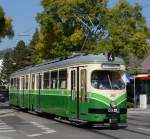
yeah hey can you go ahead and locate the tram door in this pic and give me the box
[16,78,20,106]
[36,73,42,111]
[70,67,87,120]
[21,76,25,108]
[70,68,80,119]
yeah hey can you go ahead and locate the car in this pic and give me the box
[0,93,6,102]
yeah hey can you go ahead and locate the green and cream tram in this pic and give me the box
[9,53,127,127]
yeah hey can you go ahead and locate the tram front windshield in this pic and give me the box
[91,70,125,90]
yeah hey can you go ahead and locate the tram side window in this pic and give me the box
[51,71,58,89]
[11,78,13,88]
[36,74,42,89]
[80,69,87,101]
[21,76,25,90]
[14,78,17,88]
[31,74,35,90]
[25,75,29,89]
[17,78,20,89]
[59,69,67,89]
[43,72,50,89]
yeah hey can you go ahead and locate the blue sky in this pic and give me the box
[0,0,150,51]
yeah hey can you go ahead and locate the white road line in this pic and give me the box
[27,133,42,137]
[0,127,13,130]
[0,130,16,132]
[30,121,56,136]
[0,123,5,125]
[42,130,56,134]
[138,127,150,132]
[41,127,50,130]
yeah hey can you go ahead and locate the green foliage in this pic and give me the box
[0,5,14,42]
[0,40,33,83]
[127,102,134,108]
[34,0,108,60]
[30,0,150,66]
[96,0,150,65]
[13,40,33,70]
[0,51,14,84]
[0,48,12,59]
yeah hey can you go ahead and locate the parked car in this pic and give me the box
[0,93,6,102]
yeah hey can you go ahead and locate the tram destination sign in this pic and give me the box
[101,64,120,70]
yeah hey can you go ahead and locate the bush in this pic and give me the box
[127,102,134,108]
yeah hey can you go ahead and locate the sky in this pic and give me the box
[0,0,150,51]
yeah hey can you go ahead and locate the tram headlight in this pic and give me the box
[110,101,117,108]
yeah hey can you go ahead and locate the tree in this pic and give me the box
[34,0,107,61]
[95,0,150,65]
[0,51,14,84]
[0,40,33,83]
[33,0,150,66]
[0,5,14,42]
[29,28,41,63]
[13,40,33,70]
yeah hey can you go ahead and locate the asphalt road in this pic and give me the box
[1,102,150,139]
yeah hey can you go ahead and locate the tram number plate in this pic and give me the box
[108,108,119,113]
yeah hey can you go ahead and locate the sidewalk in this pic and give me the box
[128,108,150,113]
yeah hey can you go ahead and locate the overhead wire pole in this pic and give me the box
[133,75,136,108]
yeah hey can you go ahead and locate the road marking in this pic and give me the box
[0,123,5,125]
[138,128,150,132]
[41,127,50,130]
[0,127,13,130]
[29,121,56,136]
[0,120,16,133]
[0,130,16,133]
[42,130,56,134]
[0,113,15,117]
[128,111,150,114]
[27,133,42,137]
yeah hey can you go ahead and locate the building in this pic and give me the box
[127,54,150,106]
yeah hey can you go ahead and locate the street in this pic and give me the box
[0,102,150,139]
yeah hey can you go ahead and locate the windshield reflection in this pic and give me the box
[91,70,125,90]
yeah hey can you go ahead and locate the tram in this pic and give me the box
[9,53,127,127]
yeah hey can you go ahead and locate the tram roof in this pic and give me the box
[11,53,124,77]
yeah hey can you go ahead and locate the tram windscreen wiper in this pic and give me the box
[107,73,112,89]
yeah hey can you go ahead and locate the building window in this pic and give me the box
[43,72,50,89]
[51,71,58,89]
[59,69,67,89]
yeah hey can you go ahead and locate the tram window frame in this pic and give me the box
[51,70,58,89]
[59,69,67,89]
[31,74,35,90]
[43,71,50,89]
